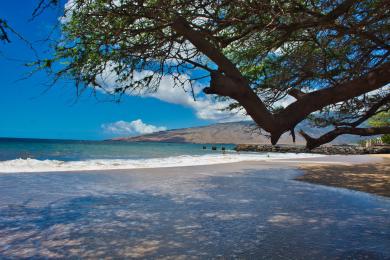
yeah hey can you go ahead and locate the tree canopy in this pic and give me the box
[38,0,390,148]
[369,111,390,143]
[0,19,10,43]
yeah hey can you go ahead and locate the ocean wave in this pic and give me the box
[0,153,324,173]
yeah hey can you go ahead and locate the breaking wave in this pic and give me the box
[0,153,323,173]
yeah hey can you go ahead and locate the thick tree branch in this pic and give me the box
[51,0,389,148]
[171,17,280,138]
[204,71,278,135]
[171,17,243,80]
[276,0,357,34]
[278,61,390,131]
[288,89,306,100]
[172,16,390,144]
[300,126,390,149]
[323,0,356,21]
[336,93,390,127]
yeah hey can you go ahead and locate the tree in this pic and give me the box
[368,111,390,143]
[0,0,59,44]
[41,0,390,148]
[0,19,11,43]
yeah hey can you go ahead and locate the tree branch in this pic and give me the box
[0,19,10,43]
[204,71,278,136]
[323,0,356,21]
[276,0,357,35]
[278,61,390,130]
[171,17,280,138]
[288,88,306,100]
[171,17,244,80]
[336,93,390,127]
[300,126,390,149]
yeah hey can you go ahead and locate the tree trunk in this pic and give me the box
[172,17,390,146]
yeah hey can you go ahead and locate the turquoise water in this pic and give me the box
[0,138,235,161]
[0,138,323,173]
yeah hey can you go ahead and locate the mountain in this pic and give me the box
[111,121,365,145]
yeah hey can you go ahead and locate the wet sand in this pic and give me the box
[0,156,389,259]
[297,155,390,197]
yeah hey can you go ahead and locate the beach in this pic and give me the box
[297,155,390,197]
[0,155,389,259]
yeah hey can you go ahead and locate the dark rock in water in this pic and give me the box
[202,146,207,149]
[234,144,390,155]
[221,147,226,151]
[212,146,217,150]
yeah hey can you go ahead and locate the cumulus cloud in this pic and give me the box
[60,1,312,123]
[96,66,249,122]
[102,119,167,136]
[141,73,249,122]
[60,1,250,123]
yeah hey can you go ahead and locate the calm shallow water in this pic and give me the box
[0,162,389,259]
[0,138,236,161]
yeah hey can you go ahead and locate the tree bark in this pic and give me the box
[172,19,279,137]
[277,61,390,132]
[300,127,390,149]
[171,16,390,146]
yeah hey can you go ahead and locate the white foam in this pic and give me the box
[0,153,324,173]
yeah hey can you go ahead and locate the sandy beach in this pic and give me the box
[0,155,389,259]
[297,155,390,197]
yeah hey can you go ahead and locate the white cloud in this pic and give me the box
[142,74,249,122]
[60,1,314,123]
[102,119,167,136]
[96,66,249,122]
[274,95,295,108]
[59,0,76,24]
[60,2,249,123]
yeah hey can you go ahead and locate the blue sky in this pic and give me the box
[0,1,244,140]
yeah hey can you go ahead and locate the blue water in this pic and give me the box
[0,138,235,161]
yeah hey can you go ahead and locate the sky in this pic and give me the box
[0,1,246,140]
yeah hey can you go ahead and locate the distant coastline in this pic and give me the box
[110,121,366,145]
[2,121,371,146]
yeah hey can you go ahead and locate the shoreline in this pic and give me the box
[0,152,324,173]
[0,153,379,174]
[0,154,388,197]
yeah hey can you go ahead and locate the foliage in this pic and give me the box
[382,135,390,144]
[369,111,390,127]
[369,111,390,143]
[0,19,10,43]
[35,0,390,146]
[0,0,59,44]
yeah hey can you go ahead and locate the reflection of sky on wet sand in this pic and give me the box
[0,162,389,259]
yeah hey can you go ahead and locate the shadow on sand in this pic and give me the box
[0,168,389,259]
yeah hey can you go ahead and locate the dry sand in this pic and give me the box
[296,154,390,197]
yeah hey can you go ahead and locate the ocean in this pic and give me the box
[0,138,322,173]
